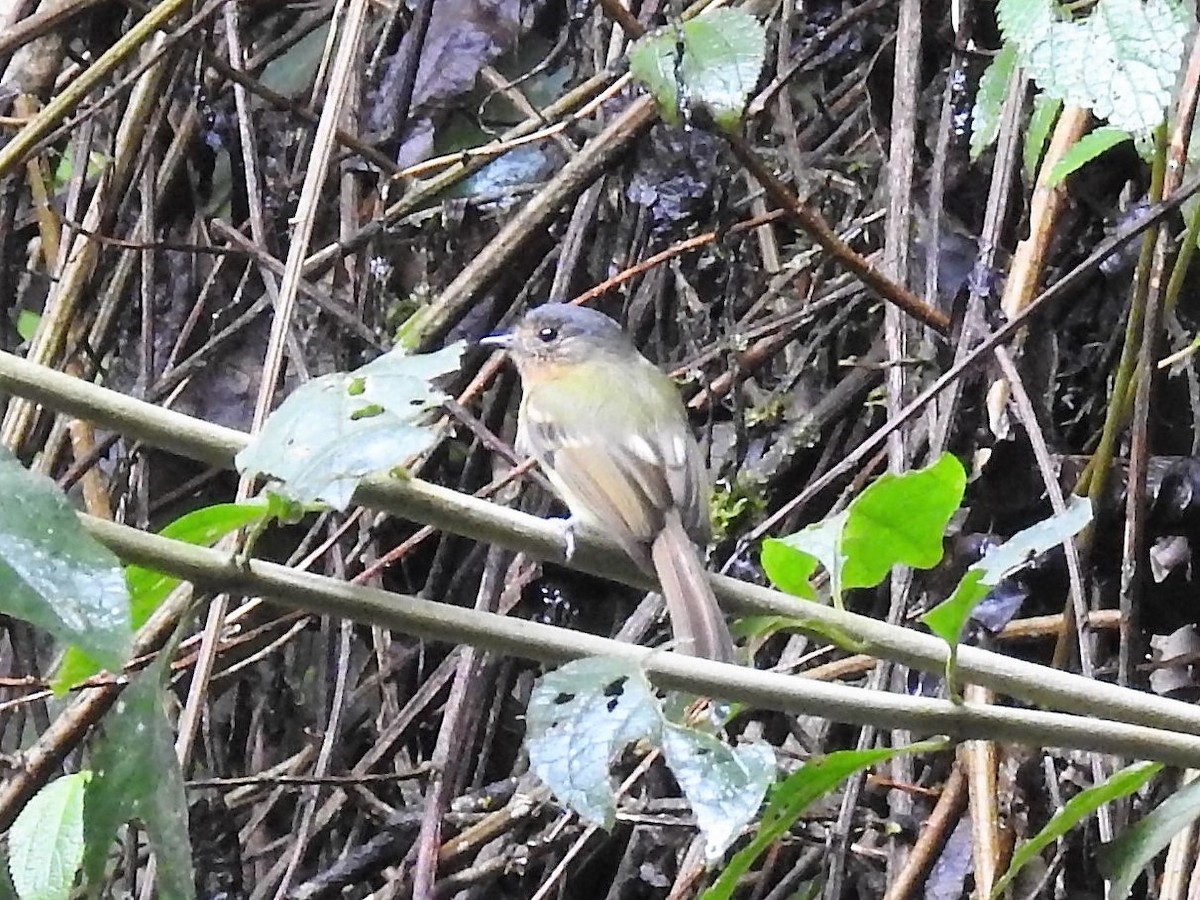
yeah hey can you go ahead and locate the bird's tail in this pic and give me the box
[650,512,736,664]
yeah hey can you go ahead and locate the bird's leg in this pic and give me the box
[559,517,580,562]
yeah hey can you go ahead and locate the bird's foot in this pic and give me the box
[559,517,580,562]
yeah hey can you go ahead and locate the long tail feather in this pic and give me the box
[650,512,735,663]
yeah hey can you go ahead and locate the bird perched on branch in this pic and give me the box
[483,303,736,664]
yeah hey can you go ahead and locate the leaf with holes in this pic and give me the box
[526,657,661,828]
[236,343,463,509]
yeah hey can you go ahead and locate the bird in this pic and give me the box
[482,303,736,663]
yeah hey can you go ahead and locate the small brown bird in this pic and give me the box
[483,304,736,663]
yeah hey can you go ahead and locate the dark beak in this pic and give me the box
[479,331,513,349]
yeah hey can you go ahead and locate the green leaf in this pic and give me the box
[15,310,40,342]
[1102,771,1200,899]
[994,761,1161,898]
[125,501,270,624]
[0,453,130,670]
[629,9,766,132]
[1024,94,1063,181]
[763,454,965,605]
[8,772,91,900]
[1047,126,1131,185]
[526,657,661,829]
[704,739,946,899]
[971,43,1018,159]
[526,657,776,856]
[998,0,1190,134]
[82,657,195,899]
[236,343,463,509]
[923,496,1092,650]
[759,540,819,599]
[53,501,270,692]
[660,724,774,860]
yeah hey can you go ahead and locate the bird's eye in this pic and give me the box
[537,327,558,343]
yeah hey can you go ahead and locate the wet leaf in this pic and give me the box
[82,658,195,899]
[660,724,774,859]
[0,452,130,670]
[53,501,271,692]
[526,657,776,855]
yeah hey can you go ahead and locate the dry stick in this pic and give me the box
[881,763,968,900]
[0,0,193,179]
[1156,33,1200,891]
[875,4,923,894]
[300,69,617,277]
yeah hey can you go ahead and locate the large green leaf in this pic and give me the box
[762,454,965,605]
[236,343,463,509]
[629,9,766,133]
[0,452,130,670]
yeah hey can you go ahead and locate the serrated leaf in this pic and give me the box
[995,761,1161,898]
[629,9,766,132]
[1000,0,1189,134]
[1048,126,1131,185]
[236,343,463,509]
[53,501,270,693]
[1102,771,1200,899]
[526,657,661,828]
[972,43,1018,159]
[1024,93,1063,180]
[660,724,774,860]
[704,739,946,900]
[8,772,91,900]
[763,454,965,605]
[82,658,195,899]
[924,496,1092,649]
[0,452,130,670]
